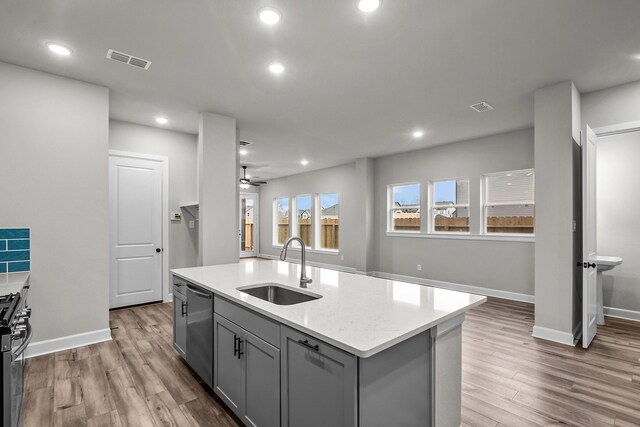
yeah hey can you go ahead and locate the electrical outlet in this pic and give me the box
[341,255,344,261]
[417,264,422,271]
[189,220,195,229]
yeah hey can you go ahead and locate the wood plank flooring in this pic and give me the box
[23,298,640,427]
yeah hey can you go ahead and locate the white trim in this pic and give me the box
[25,328,112,359]
[385,231,534,243]
[108,150,171,305]
[163,293,173,303]
[240,192,260,258]
[603,306,640,322]
[369,271,535,303]
[271,245,340,255]
[531,326,577,346]
[593,121,640,137]
[258,253,356,273]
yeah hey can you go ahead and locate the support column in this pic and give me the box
[354,158,375,274]
[197,112,238,266]
[533,81,582,345]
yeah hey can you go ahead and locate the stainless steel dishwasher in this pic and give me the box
[186,283,213,388]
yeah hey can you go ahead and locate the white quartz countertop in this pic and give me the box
[171,261,486,357]
[0,272,30,295]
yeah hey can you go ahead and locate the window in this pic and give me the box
[274,197,289,245]
[389,183,420,232]
[483,169,535,234]
[431,178,470,233]
[318,193,339,250]
[295,194,313,246]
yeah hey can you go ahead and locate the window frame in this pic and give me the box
[482,168,535,236]
[272,197,290,246]
[428,177,471,235]
[387,182,422,233]
[316,192,340,252]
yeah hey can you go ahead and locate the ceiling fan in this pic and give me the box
[240,166,267,189]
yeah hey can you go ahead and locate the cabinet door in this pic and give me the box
[172,291,187,358]
[214,314,244,417]
[243,331,280,427]
[186,285,213,387]
[281,326,357,427]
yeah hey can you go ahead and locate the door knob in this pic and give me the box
[156,248,162,253]
[588,262,596,269]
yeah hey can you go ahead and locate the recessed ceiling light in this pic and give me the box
[301,159,309,166]
[526,172,533,176]
[258,7,281,25]
[507,182,513,186]
[269,63,285,74]
[357,0,381,12]
[412,130,424,138]
[155,117,168,125]
[46,43,72,56]
[506,173,512,177]
[239,149,248,155]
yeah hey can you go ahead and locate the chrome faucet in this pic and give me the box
[280,237,313,288]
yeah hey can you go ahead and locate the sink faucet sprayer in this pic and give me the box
[279,237,313,288]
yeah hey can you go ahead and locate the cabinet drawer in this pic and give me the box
[214,295,280,348]
[172,275,188,297]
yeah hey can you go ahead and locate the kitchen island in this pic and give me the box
[171,261,485,427]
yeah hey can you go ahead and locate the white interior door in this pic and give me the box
[109,154,163,308]
[239,193,258,258]
[582,125,598,348]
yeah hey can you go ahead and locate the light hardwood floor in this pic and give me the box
[23,298,640,427]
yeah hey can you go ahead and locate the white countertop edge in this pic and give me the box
[0,271,31,294]
[171,270,487,358]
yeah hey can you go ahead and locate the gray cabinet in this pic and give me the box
[214,313,280,427]
[280,326,357,427]
[172,286,187,358]
[186,283,213,388]
[214,314,243,415]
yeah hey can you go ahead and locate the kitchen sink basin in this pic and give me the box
[238,283,322,305]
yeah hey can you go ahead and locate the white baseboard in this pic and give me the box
[603,306,640,322]
[369,271,535,303]
[257,253,358,274]
[25,328,112,359]
[164,294,173,303]
[532,325,577,346]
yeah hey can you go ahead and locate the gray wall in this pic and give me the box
[596,131,640,312]
[259,162,362,270]
[108,120,199,289]
[374,128,535,296]
[0,62,110,342]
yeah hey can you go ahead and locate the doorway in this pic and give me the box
[109,151,168,308]
[239,193,259,258]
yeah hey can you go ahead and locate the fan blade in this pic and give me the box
[249,182,261,186]
[252,181,268,184]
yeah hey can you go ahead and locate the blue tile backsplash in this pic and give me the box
[0,229,30,273]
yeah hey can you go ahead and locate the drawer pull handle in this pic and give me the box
[298,339,319,352]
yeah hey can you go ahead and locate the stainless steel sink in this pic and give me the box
[238,283,322,305]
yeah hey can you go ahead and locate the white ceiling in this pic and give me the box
[1,0,640,179]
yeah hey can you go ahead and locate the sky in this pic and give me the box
[393,181,457,206]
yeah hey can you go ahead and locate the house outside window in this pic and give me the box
[295,194,313,246]
[274,197,289,245]
[389,183,420,232]
[318,193,339,250]
[430,178,470,233]
[483,169,535,234]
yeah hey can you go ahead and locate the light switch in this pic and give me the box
[171,212,182,221]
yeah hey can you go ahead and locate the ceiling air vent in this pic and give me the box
[239,140,253,146]
[106,49,152,70]
[469,101,494,113]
